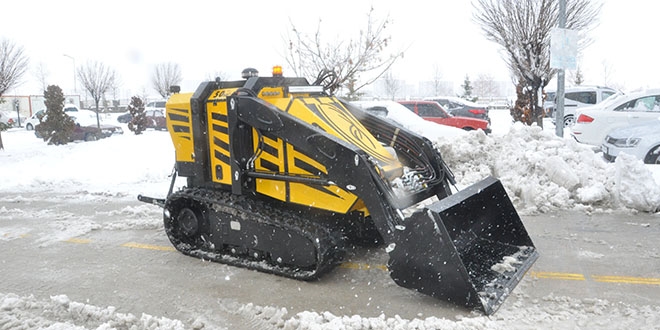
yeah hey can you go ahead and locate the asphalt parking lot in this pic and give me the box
[1,194,659,329]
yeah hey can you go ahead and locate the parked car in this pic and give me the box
[117,112,132,123]
[350,100,468,141]
[423,96,490,123]
[118,101,166,126]
[25,104,80,130]
[1,110,28,128]
[145,109,167,130]
[397,100,491,134]
[25,109,46,130]
[601,119,660,164]
[570,89,660,146]
[145,100,166,112]
[35,111,123,141]
[486,99,511,111]
[63,104,80,113]
[545,85,619,127]
[0,111,14,128]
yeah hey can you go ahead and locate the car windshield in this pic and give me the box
[615,95,660,112]
[600,91,625,108]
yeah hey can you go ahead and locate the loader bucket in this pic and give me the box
[388,176,538,315]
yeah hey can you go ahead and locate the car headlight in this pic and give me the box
[605,136,640,147]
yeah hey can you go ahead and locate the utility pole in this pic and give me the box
[555,0,566,138]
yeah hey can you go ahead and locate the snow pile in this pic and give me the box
[0,293,185,330]
[2,291,659,330]
[435,122,660,214]
[0,129,174,197]
[217,292,660,330]
[1,111,659,214]
[287,296,660,329]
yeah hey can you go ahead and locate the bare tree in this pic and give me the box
[474,0,601,127]
[77,60,117,128]
[431,65,444,96]
[285,7,403,99]
[152,62,182,99]
[382,71,400,100]
[33,62,50,92]
[0,38,29,150]
[473,73,500,99]
[0,39,29,96]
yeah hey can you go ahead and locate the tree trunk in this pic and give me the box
[531,85,544,129]
[0,131,4,150]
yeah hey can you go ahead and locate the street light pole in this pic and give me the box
[63,54,77,95]
[555,0,566,138]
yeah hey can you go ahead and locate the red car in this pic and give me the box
[145,109,167,130]
[398,100,491,134]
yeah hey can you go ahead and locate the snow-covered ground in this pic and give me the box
[1,108,659,329]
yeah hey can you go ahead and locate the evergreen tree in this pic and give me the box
[573,66,584,86]
[460,74,478,102]
[127,96,148,135]
[37,85,75,145]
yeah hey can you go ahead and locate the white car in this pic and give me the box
[1,110,28,128]
[545,85,619,127]
[145,100,166,112]
[25,109,46,130]
[570,89,660,146]
[62,103,80,113]
[0,111,14,127]
[25,104,81,130]
[601,119,660,164]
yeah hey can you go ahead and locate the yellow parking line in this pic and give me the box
[592,275,660,285]
[121,242,176,251]
[3,233,29,238]
[64,238,92,244]
[115,245,660,287]
[340,262,388,272]
[530,271,586,281]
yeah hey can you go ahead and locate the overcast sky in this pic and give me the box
[2,0,658,99]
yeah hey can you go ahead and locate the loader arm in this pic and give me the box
[226,94,406,234]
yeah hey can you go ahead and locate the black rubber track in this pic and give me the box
[163,188,346,280]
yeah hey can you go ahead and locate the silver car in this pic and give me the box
[601,119,660,164]
[546,85,619,127]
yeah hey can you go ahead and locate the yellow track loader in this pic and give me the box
[138,67,538,314]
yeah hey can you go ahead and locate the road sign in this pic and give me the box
[550,28,578,70]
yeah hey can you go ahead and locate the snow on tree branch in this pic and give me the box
[284,7,403,99]
[152,62,182,99]
[473,0,601,127]
[0,38,29,96]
